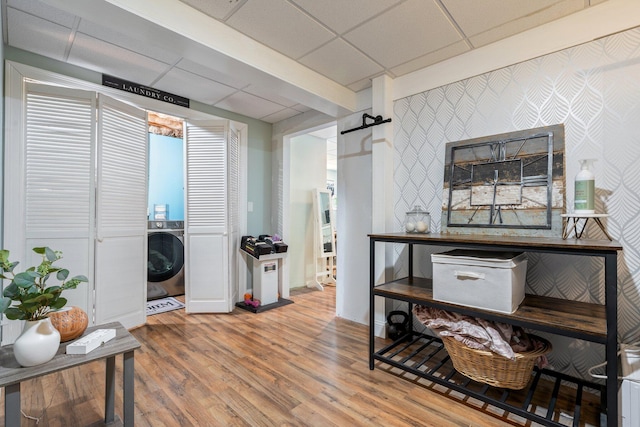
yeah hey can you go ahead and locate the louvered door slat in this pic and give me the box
[97,100,148,235]
[186,125,226,230]
[25,90,94,234]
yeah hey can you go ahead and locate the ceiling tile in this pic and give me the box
[462,0,587,48]
[7,0,77,27]
[154,67,238,105]
[299,39,384,86]
[6,8,71,61]
[243,84,298,108]
[291,0,402,34]
[68,33,169,85]
[178,0,245,20]
[442,0,582,39]
[260,108,303,123]
[347,77,379,92]
[77,19,181,65]
[176,58,249,89]
[225,0,335,59]
[347,77,384,92]
[291,104,312,113]
[390,40,470,77]
[343,0,462,69]
[215,91,287,120]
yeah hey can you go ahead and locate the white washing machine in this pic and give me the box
[147,220,184,301]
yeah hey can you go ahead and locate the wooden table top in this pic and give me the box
[0,321,140,387]
[368,232,623,252]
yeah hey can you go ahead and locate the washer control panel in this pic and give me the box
[148,220,184,230]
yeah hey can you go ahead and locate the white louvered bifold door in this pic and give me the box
[184,120,230,312]
[94,94,148,328]
[22,83,96,328]
[227,124,240,311]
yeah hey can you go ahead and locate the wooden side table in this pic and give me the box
[0,321,140,426]
[561,213,612,240]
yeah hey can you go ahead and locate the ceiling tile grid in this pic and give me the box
[299,38,384,87]
[458,0,588,48]
[224,0,335,60]
[4,0,606,122]
[214,90,288,120]
[443,0,573,39]
[342,0,463,70]
[242,84,300,108]
[178,0,245,21]
[174,58,249,90]
[68,33,173,85]
[154,67,239,105]
[7,0,76,26]
[389,39,471,77]
[76,19,182,66]
[260,107,303,123]
[290,0,403,35]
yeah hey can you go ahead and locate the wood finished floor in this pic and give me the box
[1,286,598,426]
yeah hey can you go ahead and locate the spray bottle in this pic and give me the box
[574,159,596,214]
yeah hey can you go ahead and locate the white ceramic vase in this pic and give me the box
[13,318,61,367]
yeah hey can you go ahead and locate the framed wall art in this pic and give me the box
[442,124,565,236]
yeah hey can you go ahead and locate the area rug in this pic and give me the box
[146,297,184,316]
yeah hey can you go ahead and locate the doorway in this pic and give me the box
[146,112,186,302]
[3,61,249,343]
[287,124,338,292]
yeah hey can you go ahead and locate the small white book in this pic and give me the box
[66,329,116,355]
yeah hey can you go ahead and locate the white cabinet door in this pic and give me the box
[94,94,148,328]
[184,120,232,312]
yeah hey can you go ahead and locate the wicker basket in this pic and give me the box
[442,335,552,390]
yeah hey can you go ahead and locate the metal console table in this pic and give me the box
[369,232,622,426]
[0,321,140,426]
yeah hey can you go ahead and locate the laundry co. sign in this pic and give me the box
[102,74,190,108]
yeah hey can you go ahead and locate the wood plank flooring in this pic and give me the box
[0,287,599,426]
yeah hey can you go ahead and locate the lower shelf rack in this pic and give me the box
[374,332,606,427]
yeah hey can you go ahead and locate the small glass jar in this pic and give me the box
[404,205,430,233]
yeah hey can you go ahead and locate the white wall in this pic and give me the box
[335,111,373,324]
[392,26,640,380]
[289,134,327,288]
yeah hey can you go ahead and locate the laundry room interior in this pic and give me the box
[146,112,186,303]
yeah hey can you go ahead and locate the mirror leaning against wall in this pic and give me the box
[312,189,336,289]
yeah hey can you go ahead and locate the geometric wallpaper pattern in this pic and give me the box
[393,27,640,380]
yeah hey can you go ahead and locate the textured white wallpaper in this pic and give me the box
[394,27,640,380]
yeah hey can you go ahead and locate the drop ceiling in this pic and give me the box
[4,0,608,123]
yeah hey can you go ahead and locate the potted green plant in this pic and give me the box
[0,247,88,366]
